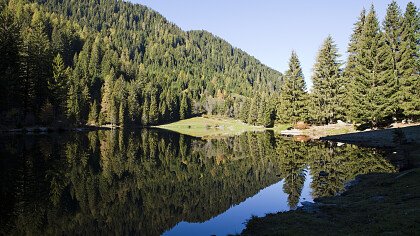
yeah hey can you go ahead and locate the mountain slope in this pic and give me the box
[0,0,282,127]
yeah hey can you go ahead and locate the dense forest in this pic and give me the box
[0,0,281,128]
[0,130,396,235]
[0,0,418,128]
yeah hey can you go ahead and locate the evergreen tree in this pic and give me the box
[239,99,250,123]
[50,54,69,116]
[277,51,308,124]
[378,1,403,119]
[248,97,258,125]
[149,90,159,125]
[347,6,386,126]
[179,93,189,120]
[100,69,116,125]
[399,2,420,119]
[142,96,150,125]
[0,8,21,114]
[88,100,99,125]
[343,9,366,117]
[310,36,344,124]
[119,100,127,126]
[67,67,90,124]
[127,82,142,124]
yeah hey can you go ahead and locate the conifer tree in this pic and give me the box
[67,66,90,124]
[149,91,159,125]
[248,97,258,125]
[343,9,366,118]
[399,2,420,119]
[50,54,69,116]
[310,36,344,124]
[180,93,189,120]
[88,100,98,125]
[0,8,21,112]
[239,99,250,123]
[100,69,116,125]
[378,1,403,118]
[277,51,308,124]
[347,6,386,126]
[142,96,150,125]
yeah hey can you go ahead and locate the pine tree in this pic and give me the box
[248,97,258,125]
[257,98,266,126]
[149,90,159,125]
[142,96,150,125]
[88,100,98,125]
[127,82,142,123]
[310,36,344,124]
[67,66,90,124]
[277,51,308,124]
[118,100,127,126]
[0,8,21,113]
[179,93,189,120]
[378,1,403,119]
[258,96,275,127]
[347,6,385,127]
[239,99,250,123]
[26,17,52,113]
[399,2,420,119]
[343,9,366,120]
[100,69,116,125]
[50,54,69,116]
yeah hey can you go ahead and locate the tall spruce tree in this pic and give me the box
[277,51,308,124]
[0,8,21,113]
[179,93,189,120]
[50,54,69,116]
[378,1,403,119]
[343,9,366,118]
[100,69,116,125]
[310,36,344,124]
[248,97,258,125]
[347,6,386,127]
[399,2,420,119]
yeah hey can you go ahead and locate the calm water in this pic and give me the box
[0,130,396,235]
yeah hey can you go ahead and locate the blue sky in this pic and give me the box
[132,0,414,88]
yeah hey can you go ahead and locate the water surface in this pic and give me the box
[0,130,396,235]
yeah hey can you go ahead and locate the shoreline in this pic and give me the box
[242,126,420,235]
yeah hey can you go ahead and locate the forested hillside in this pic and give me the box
[0,0,418,129]
[0,0,282,128]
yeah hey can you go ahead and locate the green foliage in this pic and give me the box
[0,0,282,127]
[179,93,190,120]
[310,36,345,124]
[50,54,69,115]
[346,6,387,126]
[277,51,308,124]
[0,0,418,128]
[399,2,420,119]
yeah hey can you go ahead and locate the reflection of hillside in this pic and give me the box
[0,131,396,235]
[0,131,283,235]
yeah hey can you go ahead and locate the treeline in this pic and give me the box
[0,0,418,129]
[0,0,282,128]
[278,2,419,127]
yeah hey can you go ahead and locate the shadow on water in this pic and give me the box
[0,129,397,235]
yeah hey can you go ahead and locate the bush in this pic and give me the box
[293,121,309,130]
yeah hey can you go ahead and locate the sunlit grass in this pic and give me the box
[156,116,283,138]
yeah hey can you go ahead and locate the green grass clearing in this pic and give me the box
[155,116,290,138]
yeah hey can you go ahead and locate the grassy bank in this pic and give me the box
[242,143,420,235]
[155,116,290,138]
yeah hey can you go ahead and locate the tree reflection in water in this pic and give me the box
[0,130,396,235]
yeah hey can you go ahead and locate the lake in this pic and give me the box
[0,129,397,235]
